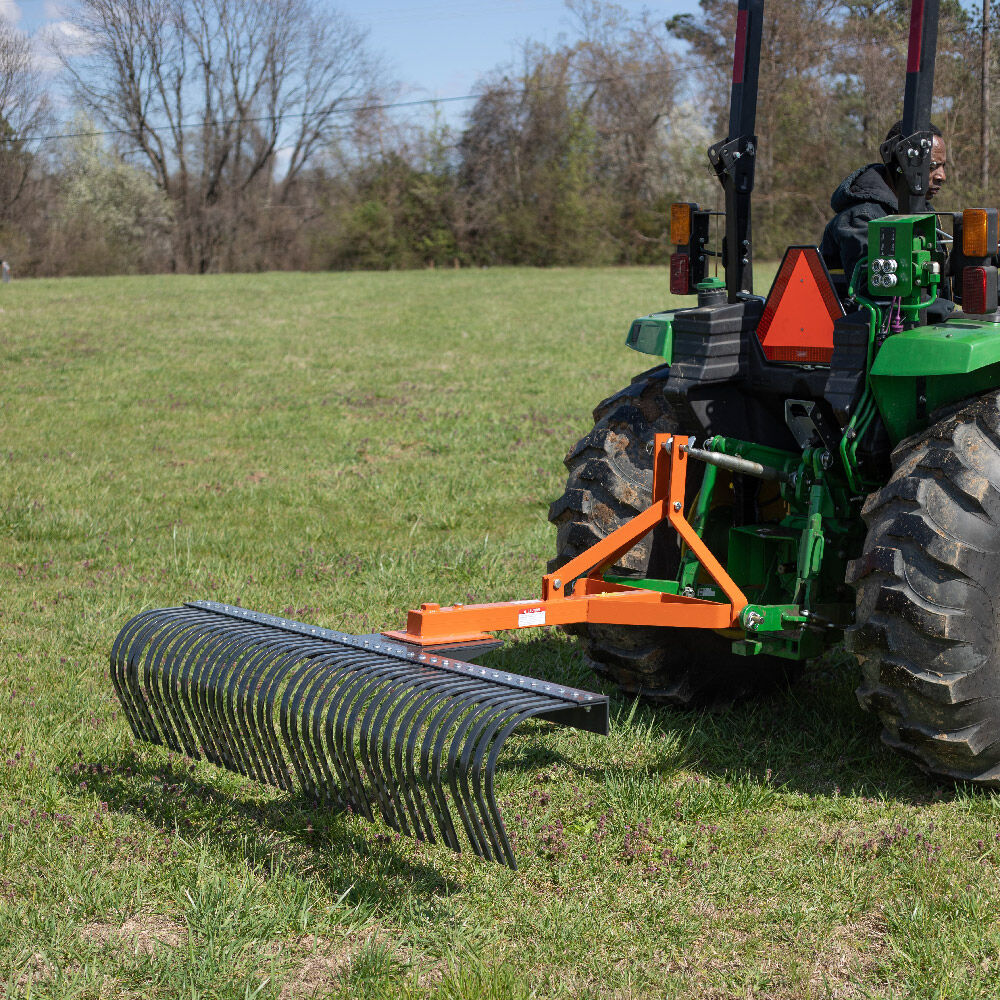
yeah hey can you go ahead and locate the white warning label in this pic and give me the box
[517,607,546,627]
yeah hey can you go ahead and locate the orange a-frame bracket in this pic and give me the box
[382,435,749,648]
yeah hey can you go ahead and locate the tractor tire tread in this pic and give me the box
[849,391,1000,784]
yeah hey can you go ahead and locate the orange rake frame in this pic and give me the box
[383,434,749,648]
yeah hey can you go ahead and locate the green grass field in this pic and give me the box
[2,267,1000,999]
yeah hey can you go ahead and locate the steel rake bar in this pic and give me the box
[109,600,609,868]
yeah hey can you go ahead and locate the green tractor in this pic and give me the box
[549,0,1000,784]
[109,0,1000,869]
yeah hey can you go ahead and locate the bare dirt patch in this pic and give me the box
[13,952,54,988]
[807,912,888,998]
[81,913,187,954]
[277,934,364,999]
[278,930,426,999]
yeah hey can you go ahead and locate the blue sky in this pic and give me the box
[9,0,694,124]
[334,1,692,103]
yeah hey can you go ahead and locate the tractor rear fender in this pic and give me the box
[869,318,1000,443]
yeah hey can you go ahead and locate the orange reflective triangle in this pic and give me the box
[757,247,844,364]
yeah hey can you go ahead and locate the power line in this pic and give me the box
[19,65,685,146]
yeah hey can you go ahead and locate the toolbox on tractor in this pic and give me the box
[112,0,1000,868]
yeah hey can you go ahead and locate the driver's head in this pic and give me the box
[884,120,947,200]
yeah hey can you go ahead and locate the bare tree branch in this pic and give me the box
[54,0,381,271]
[0,16,52,219]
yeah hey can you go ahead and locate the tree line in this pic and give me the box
[0,0,996,277]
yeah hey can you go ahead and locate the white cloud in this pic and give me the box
[34,19,93,74]
[0,1,22,25]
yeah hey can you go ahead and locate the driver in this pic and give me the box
[820,121,948,281]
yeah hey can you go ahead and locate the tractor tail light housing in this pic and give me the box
[962,266,999,315]
[670,253,691,295]
[962,208,999,259]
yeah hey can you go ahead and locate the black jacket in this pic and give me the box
[819,163,897,280]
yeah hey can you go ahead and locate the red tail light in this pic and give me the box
[962,266,999,315]
[670,253,691,295]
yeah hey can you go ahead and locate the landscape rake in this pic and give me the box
[110,599,609,868]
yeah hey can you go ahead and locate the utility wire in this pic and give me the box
[18,64,693,146]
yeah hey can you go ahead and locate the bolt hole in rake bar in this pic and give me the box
[110,436,735,867]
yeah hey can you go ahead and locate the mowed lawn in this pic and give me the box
[2,267,999,999]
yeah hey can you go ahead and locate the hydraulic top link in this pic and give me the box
[881,0,940,213]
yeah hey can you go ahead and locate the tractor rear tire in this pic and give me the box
[849,393,1000,784]
[548,366,791,708]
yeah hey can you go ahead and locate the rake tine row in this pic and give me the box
[109,601,609,867]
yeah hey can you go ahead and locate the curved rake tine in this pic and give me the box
[151,613,219,759]
[404,675,489,849]
[142,610,211,751]
[426,684,507,858]
[132,610,194,745]
[446,692,545,861]
[482,705,568,869]
[293,645,351,805]
[193,618,278,773]
[233,632,302,788]
[329,653,387,820]
[113,610,172,743]
[165,612,235,765]
[108,609,147,730]
[257,635,337,793]
[469,699,554,867]
[360,663,439,836]
[223,626,298,784]
[456,694,552,864]
[161,613,252,763]
[341,653,438,825]
[201,621,265,774]
[186,618,242,768]
[348,660,416,828]
[203,620,281,774]
[282,638,347,799]
[252,638,318,793]
[143,614,221,752]
[219,624,297,787]
[110,609,170,742]
[386,670,471,844]
[309,651,371,811]
[417,678,496,852]
[226,626,319,786]
[445,696,512,860]
[276,641,320,796]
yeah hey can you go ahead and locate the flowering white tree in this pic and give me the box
[56,115,172,272]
